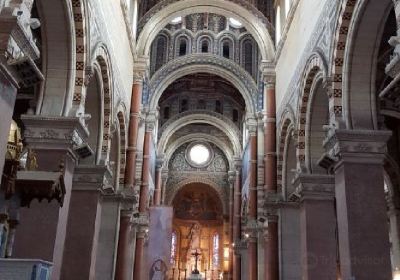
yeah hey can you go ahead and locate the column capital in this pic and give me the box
[322,128,391,168]
[21,115,90,161]
[132,56,149,84]
[293,173,335,202]
[259,61,275,84]
[72,164,114,193]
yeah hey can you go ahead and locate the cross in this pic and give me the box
[191,250,201,274]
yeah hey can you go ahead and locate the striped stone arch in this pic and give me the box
[72,0,87,105]
[117,111,127,187]
[330,0,358,121]
[277,109,295,194]
[92,46,113,161]
[296,54,326,167]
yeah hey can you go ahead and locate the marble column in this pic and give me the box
[263,77,279,280]
[294,174,337,280]
[61,165,112,280]
[228,171,235,279]
[124,73,144,189]
[233,162,242,280]
[12,116,88,280]
[248,131,258,280]
[153,159,163,206]
[133,126,152,279]
[324,129,392,280]
[115,210,133,280]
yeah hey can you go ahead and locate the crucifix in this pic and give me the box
[191,250,201,274]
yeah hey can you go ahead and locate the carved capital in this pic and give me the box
[293,173,335,202]
[73,164,114,193]
[322,129,391,167]
[21,115,92,163]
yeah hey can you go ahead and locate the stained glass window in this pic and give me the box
[171,231,177,265]
[212,233,219,268]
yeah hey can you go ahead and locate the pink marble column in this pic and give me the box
[124,78,143,189]
[326,129,392,280]
[115,210,133,280]
[294,174,337,280]
[263,80,279,280]
[133,129,152,279]
[154,164,162,206]
[248,133,258,280]
[233,166,242,280]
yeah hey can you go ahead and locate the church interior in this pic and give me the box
[0,0,400,279]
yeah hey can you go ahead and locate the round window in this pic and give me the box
[186,142,213,167]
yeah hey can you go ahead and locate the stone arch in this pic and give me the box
[166,178,228,215]
[157,112,242,157]
[342,0,393,129]
[148,54,258,114]
[70,0,88,111]
[35,0,75,116]
[195,32,214,53]
[136,0,275,61]
[90,44,113,162]
[296,53,327,170]
[277,108,295,197]
[330,0,358,125]
[117,110,127,188]
[174,31,193,57]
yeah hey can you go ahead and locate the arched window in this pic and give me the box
[243,40,253,76]
[215,100,222,113]
[154,36,166,71]
[163,106,170,120]
[201,40,209,53]
[150,35,168,75]
[197,99,206,110]
[180,99,188,112]
[171,231,177,265]
[212,233,219,268]
[233,109,239,122]
[276,6,282,44]
[179,38,188,56]
[222,42,230,58]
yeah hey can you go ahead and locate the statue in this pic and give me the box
[149,259,167,280]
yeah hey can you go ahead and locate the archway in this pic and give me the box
[170,183,225,279]
[136,0,275,61]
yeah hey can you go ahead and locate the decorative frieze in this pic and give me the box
[21,115,89,161]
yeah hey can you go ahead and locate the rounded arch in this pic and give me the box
[117,110,127,189]
[342,0,393,129]
[164,133,234,170]
[136,0,275,61]
[296,53,327,170]
[36,0,75,116]
[174,32,192,57]
[330,0,364,126]
[277,108,295,197]
[157,112,242,157]
[68,0,88,115]
[148,54,258,114]
[90,44,114,163]
[166,179,228,215]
